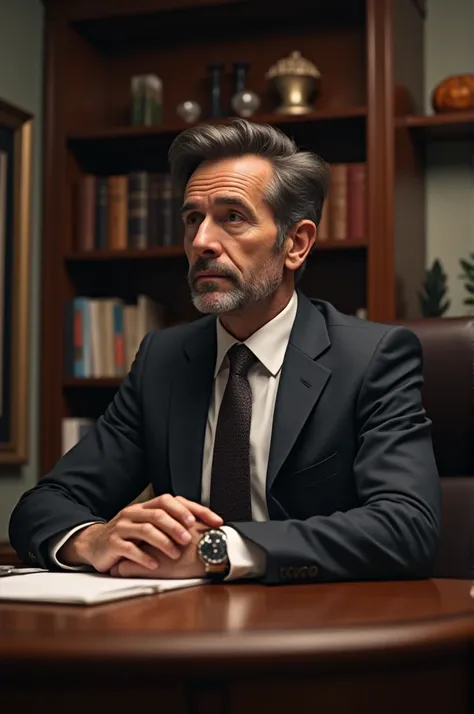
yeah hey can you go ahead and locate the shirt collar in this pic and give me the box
[214,291,298,378]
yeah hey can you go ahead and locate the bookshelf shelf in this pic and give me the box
[67,106,368,144]
[396,111,474,141]
[64,239,368,263]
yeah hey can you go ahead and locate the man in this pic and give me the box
[9,119,441,585]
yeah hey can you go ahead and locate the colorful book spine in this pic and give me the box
[73,297,91,378]
[113,302,125,375]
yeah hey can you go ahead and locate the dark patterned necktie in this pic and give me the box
[209,343,256,522]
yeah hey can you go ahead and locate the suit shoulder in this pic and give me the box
[312,299,421,352]
[313,298,389,335]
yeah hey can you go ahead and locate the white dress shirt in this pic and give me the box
[51,291,299,580]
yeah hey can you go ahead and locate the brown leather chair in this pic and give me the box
[397,317,474,578]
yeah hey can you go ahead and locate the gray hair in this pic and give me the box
[168,118,330,282]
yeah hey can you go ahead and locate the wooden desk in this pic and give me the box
[0,579,473,713]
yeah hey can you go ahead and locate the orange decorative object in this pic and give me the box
[432,74,474,113]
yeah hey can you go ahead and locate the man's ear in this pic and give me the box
[284,220,317,273]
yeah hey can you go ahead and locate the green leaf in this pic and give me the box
[459,259,474,275]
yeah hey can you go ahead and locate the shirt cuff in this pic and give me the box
[221,526,266,580]
[50,522,98,571]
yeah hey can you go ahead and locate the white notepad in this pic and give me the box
[0,571,206,605]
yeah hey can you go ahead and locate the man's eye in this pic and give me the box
[227,211,243,223]
[185,213,200,224]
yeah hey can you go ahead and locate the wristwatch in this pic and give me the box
[197,528,230,581]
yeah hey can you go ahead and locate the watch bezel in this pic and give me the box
[198,528,228,565]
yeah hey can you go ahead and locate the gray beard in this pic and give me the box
[190,263,283,315]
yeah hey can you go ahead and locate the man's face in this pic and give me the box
[182,155,287,314]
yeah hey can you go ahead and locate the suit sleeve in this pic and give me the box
[230,326,442,585]
[222,526,266,580]
[8,333,155,570]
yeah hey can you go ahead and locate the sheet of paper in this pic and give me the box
[0,571,206,605]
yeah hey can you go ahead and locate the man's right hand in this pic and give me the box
[57,494,223,573]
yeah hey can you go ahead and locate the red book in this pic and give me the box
[329,164,348,241]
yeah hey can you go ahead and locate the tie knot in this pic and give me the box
[228,344,256,377]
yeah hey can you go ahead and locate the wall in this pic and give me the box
[0,0,43,540]
[424,0,474,316]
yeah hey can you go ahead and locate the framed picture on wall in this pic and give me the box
[0,99,33,466]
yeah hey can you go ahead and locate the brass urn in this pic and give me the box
[265,50,321,115]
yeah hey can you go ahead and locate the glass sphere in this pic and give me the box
[231,90,260,118]
[176,100,201,123]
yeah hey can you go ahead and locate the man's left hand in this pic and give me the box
[109,522,209,579]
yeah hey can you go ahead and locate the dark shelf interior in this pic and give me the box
[71,0,366,50]
[68,109,368,174]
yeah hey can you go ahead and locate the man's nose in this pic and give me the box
[192,218,221,256]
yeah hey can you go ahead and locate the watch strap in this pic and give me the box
[205,561,230,581]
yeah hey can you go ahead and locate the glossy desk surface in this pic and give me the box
[1,579,473,669]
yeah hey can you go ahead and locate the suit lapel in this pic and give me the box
[169,317,217,503]
[266,293,332,494]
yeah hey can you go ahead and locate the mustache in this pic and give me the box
[188,259,239,283]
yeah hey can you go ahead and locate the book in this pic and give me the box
[74,174,95,251]
[128,171,149,249]
[329,163,348,241]
[107,175,128,250]
[315,162,366,244]
[62,417,94,454]
[0,571,206,606]
[64,294,164,378]
[73,170,186,251]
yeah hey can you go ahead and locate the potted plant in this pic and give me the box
[418,259,450,317]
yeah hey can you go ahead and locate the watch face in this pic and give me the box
[198,530,227,565]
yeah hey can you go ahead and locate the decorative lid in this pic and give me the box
[266,51,321,79]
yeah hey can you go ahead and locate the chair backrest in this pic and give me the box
[397,317,474,476]
[396,317,474,577]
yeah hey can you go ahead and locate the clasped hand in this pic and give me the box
[59,494,223,578]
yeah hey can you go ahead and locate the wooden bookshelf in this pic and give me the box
[40,0,429,475]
